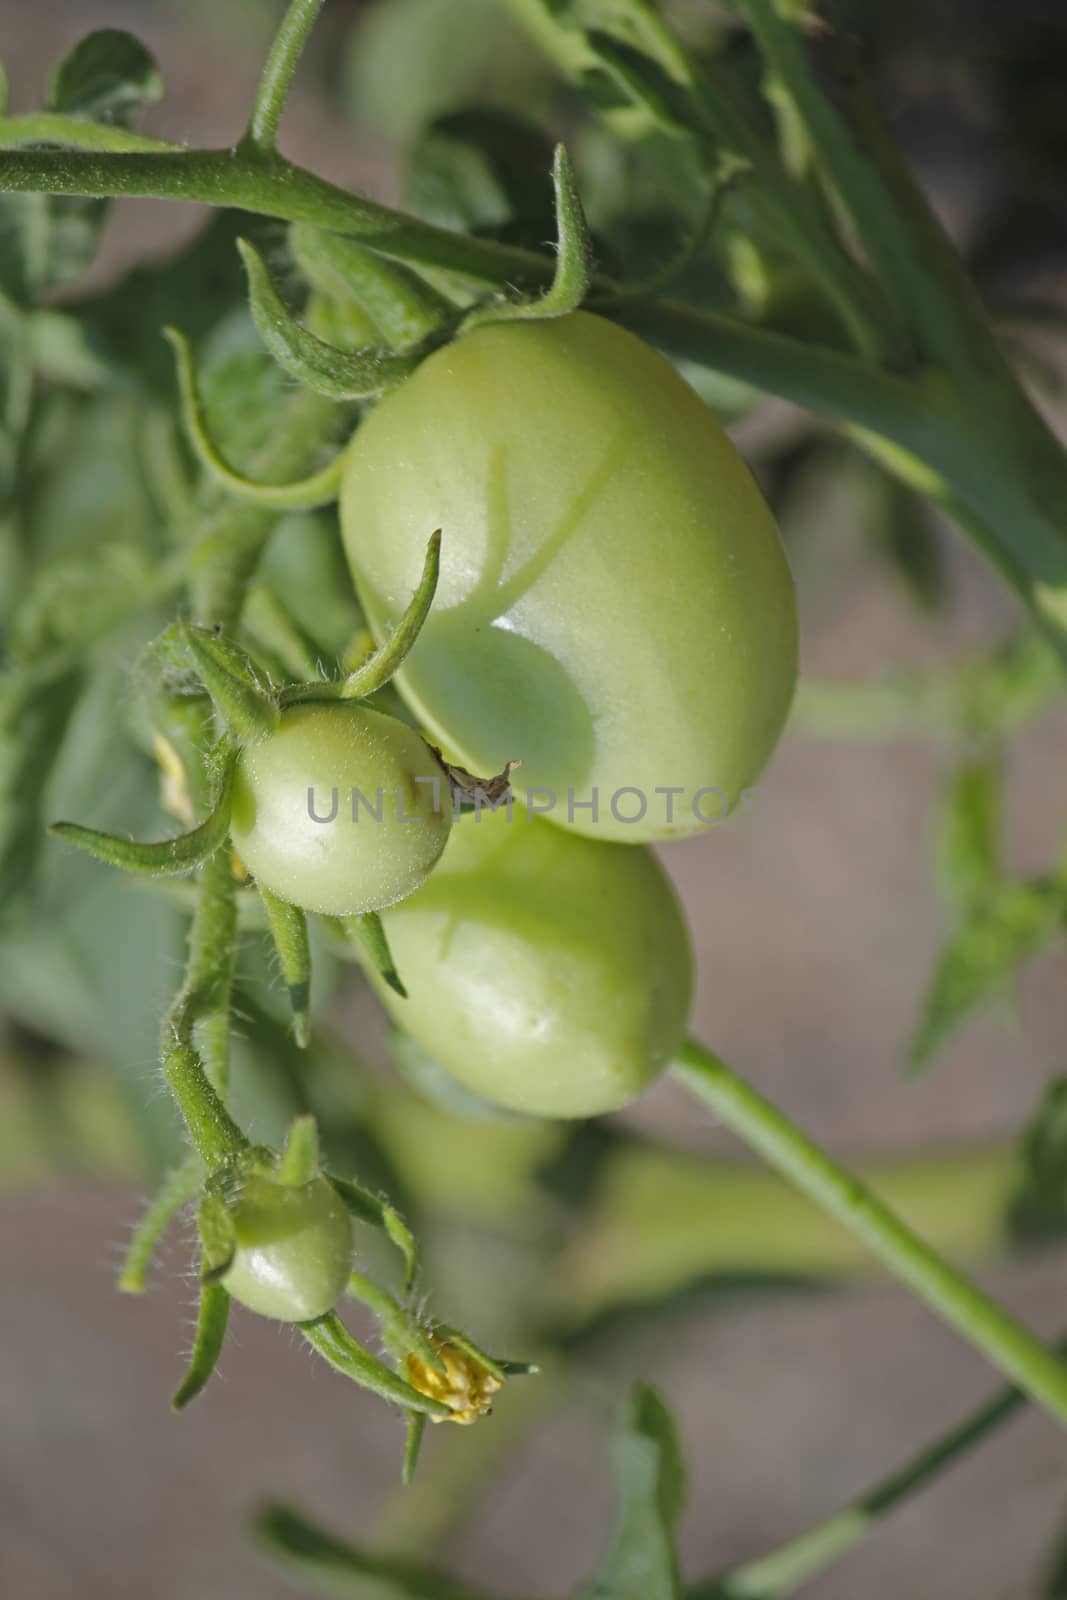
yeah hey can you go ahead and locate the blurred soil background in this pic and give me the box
[2,2,1067,1597]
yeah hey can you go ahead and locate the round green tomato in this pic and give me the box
[222,1173,353,1322]
[340,311,797,844]
[231,702,450,915]
[371,806,692,1118]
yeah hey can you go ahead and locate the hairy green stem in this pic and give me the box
[696,1328,1067,1598]
[243,0,325,152]
[673,1040,1067,1430]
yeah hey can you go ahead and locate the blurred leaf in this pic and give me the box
[257,1503,501,1598]
[11,543,153,662]
[0,32,162,303]
[578,1385,685,1600]
[910,879,1066,1072]
[936,757,1002,920]
[1044,1508,1067,1597]
[345,0,546,144]
[1009,1078,1067,1245]
[0,665,83,908]
[48,29,162,126]
[407,110,558,247]
[0,289,31,503]
[869,471,946,611]
[259,510,363,663]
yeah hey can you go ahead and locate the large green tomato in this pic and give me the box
[369,807,692,1118]
[221,1173,353,1322]
[231,702,450,915]
[340,311,796,843]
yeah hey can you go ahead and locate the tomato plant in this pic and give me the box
[372,807,692,1116]
[5,1,1067,1597]
[231,701,451,915]
[340,311,798,841]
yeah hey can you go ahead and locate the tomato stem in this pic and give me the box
[674,1039,1067,1431]
[242,0,325,155]
[697,1324,1067,1598]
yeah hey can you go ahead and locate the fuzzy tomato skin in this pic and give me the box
[230,702,451,915]
[221,1174,353,1322]
[340,311,797,844]
[370,807,693,1118]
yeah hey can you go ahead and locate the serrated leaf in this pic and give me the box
[910,879,1066,1071]
[578,1385,686,1600]
[936,757,1002,919]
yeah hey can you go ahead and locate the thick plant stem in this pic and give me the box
[696,1328,1067,1598]
[244,0,325,152]
[673,1040,1067,1430]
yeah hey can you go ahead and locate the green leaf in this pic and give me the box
[0,32,162,302]
[11,543,153,662]
[0,665,83,907]
[0,287,31,502]
[406,108,558,245]
[238,239,422,401]
[1009,1079,1067,1245]
[910,879,1067,1071]
[49,30,162,127]
[936,757,1002,919]
[257,1502,499,1598]
[171,1277,230,1411]
[579,1385,686,1600]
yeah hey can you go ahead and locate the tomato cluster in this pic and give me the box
[244,313,795,1116]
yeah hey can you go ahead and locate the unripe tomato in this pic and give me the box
[340,311,796,844]
[230,702,451,915]
[369,807,692,1118]
[221,1173,353,1322]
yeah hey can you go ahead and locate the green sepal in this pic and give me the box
[299,1310,450,1417]
[281,528,441,709]
[163,324,350,508]
[276,1113,320,1186]
[342,910,407,998]
[462,144,592,330]
[258,884,312,1046]
[290,224,453,352]
[118,1153,205,1294]
[433,1322,539,1383]
[328,1174,419,1293]
[344,1269,445,1374]
[50,745,237,877]
[197,1187,238,1281]
[180,624,279,743]
[238,238,422,400]
[171,1276,230,1411]
[403,1412,427,1485]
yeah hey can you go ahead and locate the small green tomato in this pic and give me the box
[230,701,451,915]
[340,310,797,843]
[369,806,692,1118]
[221,1173,353,1322]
